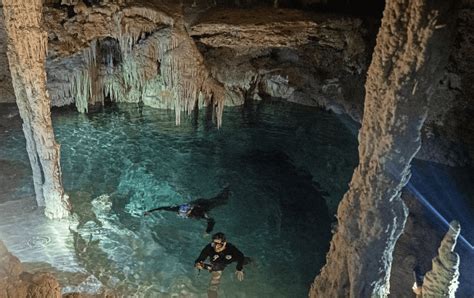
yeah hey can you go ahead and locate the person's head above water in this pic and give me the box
[211,232,227,251]
[178,203,193,217]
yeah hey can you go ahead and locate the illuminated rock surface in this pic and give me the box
[422,221,460,297]
[0,0,473,297]
[2,0,71,219]
[43,1,226,126]
[310,0,457,296]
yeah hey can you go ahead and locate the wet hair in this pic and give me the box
[212,232,226,242]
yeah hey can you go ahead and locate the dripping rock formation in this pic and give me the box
[0,0,473,297]
[0,1,471,164]
[43,1,227,126]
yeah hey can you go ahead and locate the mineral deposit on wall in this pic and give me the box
[2,0,71,219]
[310,0,457,296]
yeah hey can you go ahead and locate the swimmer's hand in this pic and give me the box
[235,270,244,281]
[195,261,204,270]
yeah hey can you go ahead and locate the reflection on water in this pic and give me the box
[1,101,359,297]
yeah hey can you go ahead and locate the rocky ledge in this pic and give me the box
[0,240,61,297]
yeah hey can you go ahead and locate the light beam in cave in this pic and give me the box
[336,111,474,252]
[406,182,474,251]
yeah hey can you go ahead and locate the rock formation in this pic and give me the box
[43,1,227,126]
[388,191,444,298]
[0,240,62,297]
[417,5,474,166]
[422,221,460,297]
[310,0,457,297]
[0,0,471,296]
[2,0,71,219]
[37,2,369,123]
[189,7,368,121]
[1,1,472,165]
[36,1,473,165]
[0,7,15,103]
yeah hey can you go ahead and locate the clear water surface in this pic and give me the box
[2,101,360,297]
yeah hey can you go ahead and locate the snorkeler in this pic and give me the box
[195,232,248,298]
[143,186,230,233]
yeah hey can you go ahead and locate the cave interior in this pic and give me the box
[0,0,473,297]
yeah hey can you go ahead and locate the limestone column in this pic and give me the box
[310,0,457,297]
[2,0,71,219]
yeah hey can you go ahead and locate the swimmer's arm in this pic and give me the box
[195,244,213,266]
[232,245,245,271]
[144,206,179,215]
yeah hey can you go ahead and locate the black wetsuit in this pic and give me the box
[195,242,245,271]
[145,187,229,233]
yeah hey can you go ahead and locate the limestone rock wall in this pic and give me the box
[190,8,369,122]
[0,7,15,103]
[417,7,474,166]
[186,4,474,168]
[309,0,457,296]
[38,3,369,125]
[188,5,474,168]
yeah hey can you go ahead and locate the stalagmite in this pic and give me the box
[422,221,460,297]
[3,0,71,219]
[310,0,457,297]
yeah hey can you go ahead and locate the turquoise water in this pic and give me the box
[3,101,359,297]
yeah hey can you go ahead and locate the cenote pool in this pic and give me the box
[1,101,359,297]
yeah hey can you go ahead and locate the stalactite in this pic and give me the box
[154,26,226,126]
[51,4,226,127]
[72,68,91,113]
[112,9,227,126]
[104,76,124,102]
